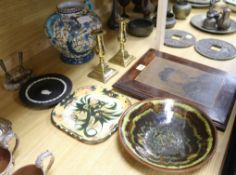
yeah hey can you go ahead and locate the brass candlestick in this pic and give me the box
[109,18,135,67]
[88,30,118,83]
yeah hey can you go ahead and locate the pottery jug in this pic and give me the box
[203,11,218,30]
[0,118,19,175]
[45,1,102,64]
[173,0,191,20]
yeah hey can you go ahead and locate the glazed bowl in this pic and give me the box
[127,18,153,37]
[119,98,217,173]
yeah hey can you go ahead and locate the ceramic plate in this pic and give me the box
[119,98,217,173]
[51,85,131,144]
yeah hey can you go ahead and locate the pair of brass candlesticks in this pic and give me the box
[88,18,135,83]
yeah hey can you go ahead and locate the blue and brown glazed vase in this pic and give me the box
[45,1,102,64]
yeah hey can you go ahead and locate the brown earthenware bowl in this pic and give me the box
[119,98,217,173]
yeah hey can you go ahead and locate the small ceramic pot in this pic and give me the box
[127,18,154,37]
[13,151,54,175]
[166,12,176,28]
[0,118,19,175]
[173,1,192,20]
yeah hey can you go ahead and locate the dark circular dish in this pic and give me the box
[191,14,236,34]
[19,73,72,108]
[127,18,153,37]
[164,29,196,48]
[119,98,217,173]
[195,38,236,60]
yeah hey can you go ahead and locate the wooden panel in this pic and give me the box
[0,0,64,70]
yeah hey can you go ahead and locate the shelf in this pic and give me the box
[0,7,236,175]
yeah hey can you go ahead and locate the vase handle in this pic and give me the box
[45,13,61,39]
[0,118,19,154]
[35,150,55,173]
[2,132,19,154]
[84,0,94,11]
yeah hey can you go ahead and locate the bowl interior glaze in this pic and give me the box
[119,98,217,173]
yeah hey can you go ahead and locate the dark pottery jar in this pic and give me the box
[173,1,192,20]
[45,1,102,64]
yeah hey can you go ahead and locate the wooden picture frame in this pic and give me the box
[113,49,236,131]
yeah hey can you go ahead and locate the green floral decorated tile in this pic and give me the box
[119,98,217,173]
[51,85,131,144]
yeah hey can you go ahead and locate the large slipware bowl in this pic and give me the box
[127,18,154,37]
[119,98,217,173]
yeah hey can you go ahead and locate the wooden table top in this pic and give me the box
[0,7,236,175]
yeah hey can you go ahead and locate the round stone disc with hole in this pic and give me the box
[19,73,72,108]
[164,29,196,48]
[195,39,236,60]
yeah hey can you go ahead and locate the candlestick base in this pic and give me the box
[88,63,118,83]
[109,49,135,67]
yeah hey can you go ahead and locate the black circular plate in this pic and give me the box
[19,74,72,108]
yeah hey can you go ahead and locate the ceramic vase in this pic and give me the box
[45,1,102,64]
[173,0,191,20]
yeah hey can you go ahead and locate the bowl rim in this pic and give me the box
[128,18,154,27]
[118,97,217,173]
